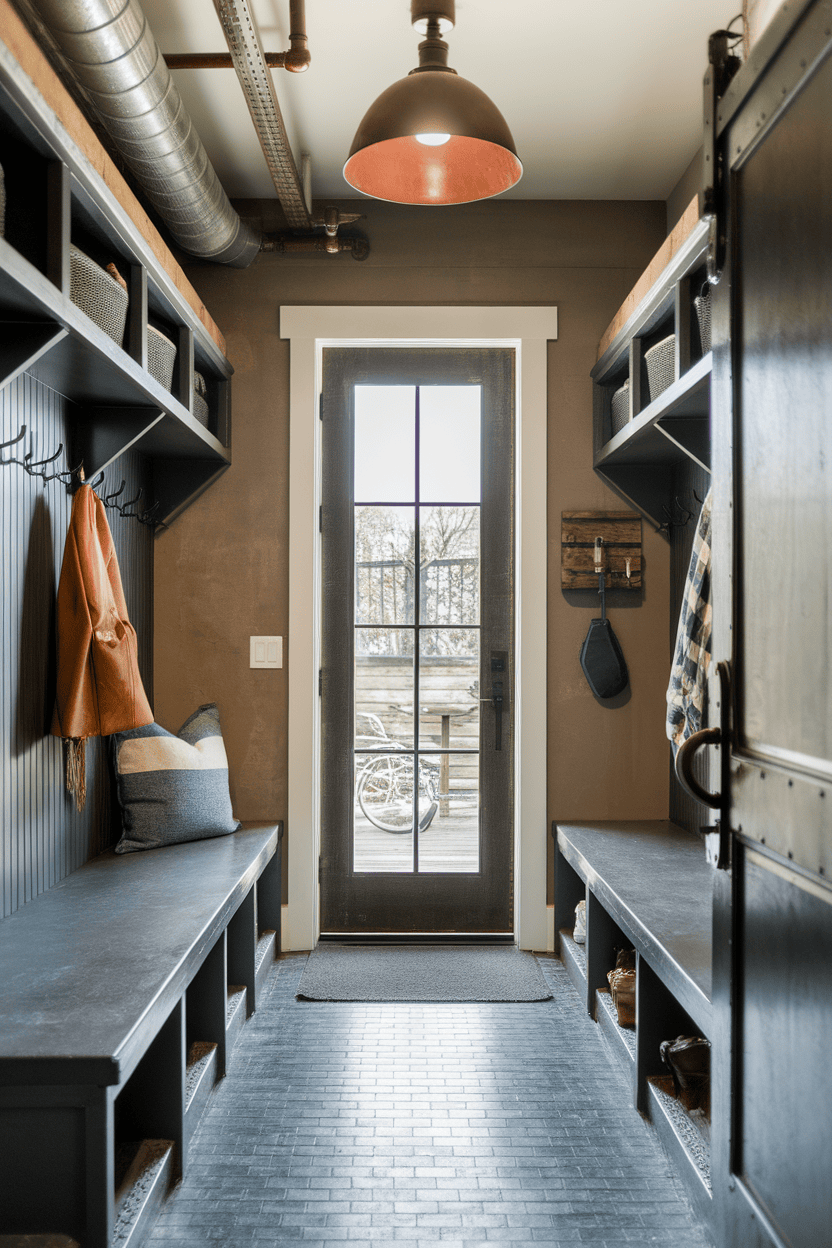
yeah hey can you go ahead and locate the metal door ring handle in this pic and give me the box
[675,727,722,808]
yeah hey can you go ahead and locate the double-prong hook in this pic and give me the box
[24,444,64,481]
[104,480,127,506]
[120,487,144,518]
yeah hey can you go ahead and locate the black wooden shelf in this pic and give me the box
[0,42,233,525]
[591,216,712,530]
[596,353,711,472]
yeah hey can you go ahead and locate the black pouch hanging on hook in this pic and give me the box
[580,565,628,699]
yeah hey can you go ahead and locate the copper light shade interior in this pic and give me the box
[344,13,522,206]
[345,134,521,206]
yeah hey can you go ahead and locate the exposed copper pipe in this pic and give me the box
[165,2,309,73]
[164,52,289,69]
[261,232,369,259]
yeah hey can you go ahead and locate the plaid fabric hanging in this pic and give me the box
[666,488,713,754]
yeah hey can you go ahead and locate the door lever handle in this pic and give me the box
[489,652,507,751]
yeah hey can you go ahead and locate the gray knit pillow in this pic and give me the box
[113,703,239,853]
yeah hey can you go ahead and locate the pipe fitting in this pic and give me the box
[284,35,310,72]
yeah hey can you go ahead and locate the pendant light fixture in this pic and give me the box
[344,1,522,206]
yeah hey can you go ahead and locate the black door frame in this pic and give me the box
[319,347,515,936]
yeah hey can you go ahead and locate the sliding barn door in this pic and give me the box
[709,6,832,1245]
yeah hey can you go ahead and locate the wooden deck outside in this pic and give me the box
[353,808,479,873]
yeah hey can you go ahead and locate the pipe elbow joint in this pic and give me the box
[284,40,311,72]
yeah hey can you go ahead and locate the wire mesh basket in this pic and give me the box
[694,286,712,354]
[69,245,129,346]
[644,333,676,402]
[147,325,177,391]
[610,379,630,434]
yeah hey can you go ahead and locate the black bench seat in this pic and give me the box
[0,822,282,1248]
[556,820,713,1033]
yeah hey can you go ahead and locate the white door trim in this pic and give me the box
[281,306,556,951]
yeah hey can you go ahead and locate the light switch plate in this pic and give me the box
[250,636,282,669]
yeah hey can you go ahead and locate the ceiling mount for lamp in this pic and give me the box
[343,0,522,206]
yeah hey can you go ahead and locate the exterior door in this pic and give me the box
[319,347,515,935]
[708,7,832,1245]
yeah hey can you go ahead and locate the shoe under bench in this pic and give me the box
[554,819,713,1224]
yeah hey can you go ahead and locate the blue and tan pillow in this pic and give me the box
[113,703,240,853]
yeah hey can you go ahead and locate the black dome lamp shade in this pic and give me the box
[343,1,522,206]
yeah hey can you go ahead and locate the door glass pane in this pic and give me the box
[353,753,421,874]
[419,506,480,625]
[354,385,415,502]
[419,629,479,748]
[355,506,415,625]
[419,385,481,502]
[418,755,479,873]
[355,629,414,750]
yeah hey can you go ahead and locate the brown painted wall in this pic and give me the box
[154,198,670,902]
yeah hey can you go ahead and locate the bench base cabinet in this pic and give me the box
[0,823,283,1248]
[555,821,714,1232]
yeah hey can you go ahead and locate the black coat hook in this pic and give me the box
[104,480,127,506]
[24,444,64,480]
[0,424,27,459]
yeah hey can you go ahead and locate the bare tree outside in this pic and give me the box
[355,504,479,654]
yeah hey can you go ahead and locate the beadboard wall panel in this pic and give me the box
[1,371,153,918]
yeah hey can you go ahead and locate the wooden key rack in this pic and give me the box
[561,510,642,590]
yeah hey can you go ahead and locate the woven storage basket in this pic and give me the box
[644,333,676,401]
[694,286,712,354]
[610,379,630,434]
[192,370,209,427]
[147,325,176,391]
[69,245,129,346]
[193,391,208,426]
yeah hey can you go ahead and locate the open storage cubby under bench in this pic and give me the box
[0,822,283,1248]
[0,18,233,525]
[555,820,713,1221]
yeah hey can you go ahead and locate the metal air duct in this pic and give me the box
[28,0,261,268]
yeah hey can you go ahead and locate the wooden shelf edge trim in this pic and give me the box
[595,204,709,372]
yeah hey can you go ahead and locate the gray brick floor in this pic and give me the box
[149,953,713,1248]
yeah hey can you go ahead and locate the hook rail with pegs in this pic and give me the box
[1,424,163,526]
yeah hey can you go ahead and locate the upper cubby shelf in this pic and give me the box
[0,18,233,525]
[591,207,712,529]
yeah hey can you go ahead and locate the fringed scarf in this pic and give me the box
[51,484,153,809]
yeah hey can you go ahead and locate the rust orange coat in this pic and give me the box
[51,485,153,741]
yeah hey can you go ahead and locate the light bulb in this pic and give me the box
[415,132,451,146]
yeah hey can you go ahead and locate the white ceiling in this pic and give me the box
[140,0,734,204]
